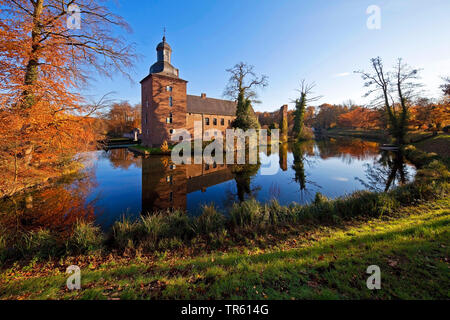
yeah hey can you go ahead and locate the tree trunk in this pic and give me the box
[23,0,44,108]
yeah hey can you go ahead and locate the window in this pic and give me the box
[169,192,173,202]
[146,100,149,108]
[169,129,174,135]
[221,118,225,126]
[167,112,173,124]
[228,120,231,125]
[213,118,217,126]
[145,113,148,124]
[205,164,210,171]
[166,86,173,92]
[169,96,173,107]
[205,118,210,125]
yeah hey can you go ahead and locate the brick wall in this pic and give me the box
[141,74,188,147]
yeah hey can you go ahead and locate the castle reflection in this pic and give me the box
[142,156,238,213]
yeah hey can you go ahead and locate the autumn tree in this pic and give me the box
[314,104,348,129]
[0,0,136,196]
[224,62,267,130]
[106,102,141,136]
[292,80,321,141]
[356,57,421,145]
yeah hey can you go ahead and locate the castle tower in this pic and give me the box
[140,36,187,147]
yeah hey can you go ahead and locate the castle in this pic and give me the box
[140,37,237,147]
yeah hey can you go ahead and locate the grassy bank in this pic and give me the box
[414,134,450,159]
[323,128,437,145]
[0,198,448,300]
[0,145,448,300]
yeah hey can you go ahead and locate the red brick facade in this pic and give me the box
[141,38,236,147]
[141,74,187,147]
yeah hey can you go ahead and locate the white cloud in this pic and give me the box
[333,72,351,78]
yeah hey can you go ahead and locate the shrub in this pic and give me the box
[230,199,263,229]
[16,229,61,259]
[66,221,103,255]
[193,205,225,235]
[160,140,169,153]
[110,217,140,251]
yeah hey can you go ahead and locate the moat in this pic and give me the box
[0,137,416,231]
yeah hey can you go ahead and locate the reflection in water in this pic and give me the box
[357,150,411,192]
[0,173,96,241]
[0,138,416,232]
[291,141,320,201]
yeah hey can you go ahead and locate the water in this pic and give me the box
[0,138,416,231]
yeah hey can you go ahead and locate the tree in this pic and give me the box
[356,57,421,145]
[0,0,136,195]
[292,80,321,141]
[441,77,450,97]
[224,62,267,130]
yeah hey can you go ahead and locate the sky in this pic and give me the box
[81,0,450,113]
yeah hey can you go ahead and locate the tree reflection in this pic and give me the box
[0,171,97,243]
[291,141,319,202]
[357,150,410,192]
[231,163,261,202]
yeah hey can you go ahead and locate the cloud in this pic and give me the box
[332,177,349,182]
[333,72,351,78]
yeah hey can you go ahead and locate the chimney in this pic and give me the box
[201,93,207,99]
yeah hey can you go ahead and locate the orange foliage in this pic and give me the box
[0,1,134,196]
[337,107,382,129]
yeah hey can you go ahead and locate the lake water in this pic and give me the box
[0,138,416,231]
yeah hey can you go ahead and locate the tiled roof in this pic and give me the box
[187,95,237,116]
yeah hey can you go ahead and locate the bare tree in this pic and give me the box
[292,80,322,141]
[441,76,450,97]
[356,57,421,145]
[223,62,268,103]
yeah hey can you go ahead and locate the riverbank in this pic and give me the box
[1,197,448,300]
[0,145,448,300]
[321,128,438,145]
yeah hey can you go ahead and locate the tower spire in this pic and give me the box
[163,27,166,42]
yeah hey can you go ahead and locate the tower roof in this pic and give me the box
[156,36,172,51]
[149,36,179,78]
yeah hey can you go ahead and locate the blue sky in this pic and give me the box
[82,0,450,112]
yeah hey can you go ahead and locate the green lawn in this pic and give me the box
[1,199,448,300]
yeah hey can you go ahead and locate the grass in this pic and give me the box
[324,128,437,144]
[414,134,450,159]
[0,198,448,300]
[0,144,448,300]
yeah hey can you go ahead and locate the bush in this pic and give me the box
[230,199,263,229]
[16,229,62,260]
[66,221,103,255]
[193,205,225,235]
[110,217,139,251]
